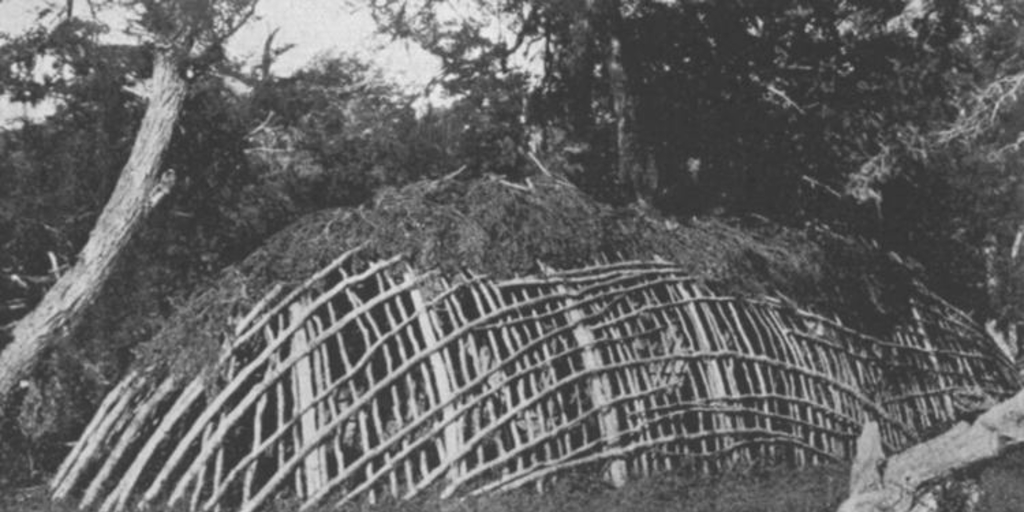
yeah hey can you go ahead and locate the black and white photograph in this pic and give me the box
[1,1,1023,511]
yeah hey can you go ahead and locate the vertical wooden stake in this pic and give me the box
[288,297,329,496]
[558,283,627,487]
[407,272,463,481]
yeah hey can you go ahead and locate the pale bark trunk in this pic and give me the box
[589,0,655,202]
[606,29,649,200]
[838,388,1024,512]
[0,50,187,415]
[983,227,1023,362]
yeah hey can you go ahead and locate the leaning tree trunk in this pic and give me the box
[0,50,187,415]
[837,387,1024,512]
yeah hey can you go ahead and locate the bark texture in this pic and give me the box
[838,388,1024,512]
[606,35,650,197]
[588,0,656,202]
[0,50,187,415]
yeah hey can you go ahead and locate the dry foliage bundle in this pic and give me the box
[134,174,918,382]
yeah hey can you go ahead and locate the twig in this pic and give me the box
[441,165,467,181]
[47,252,62,278]
[498,179,532,192]
[801,175,843,198]
[527,151,553,177]
[246,112,275,139]
[765,83,806,114]
[1012,224,1024,261]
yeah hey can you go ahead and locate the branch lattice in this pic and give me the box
[50,250,1020,512]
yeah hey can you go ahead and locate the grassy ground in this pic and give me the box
[0,463,849,512]
[975,446,1024,512]
[420,465,853,512]
[5,450,1024,512]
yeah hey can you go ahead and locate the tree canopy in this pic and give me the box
[366,0,1024,321]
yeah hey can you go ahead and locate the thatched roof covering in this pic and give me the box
[137,174,917,380]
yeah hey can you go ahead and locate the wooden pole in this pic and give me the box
[557,282,627,487]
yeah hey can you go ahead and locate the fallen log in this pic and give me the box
[838,388,1023,512]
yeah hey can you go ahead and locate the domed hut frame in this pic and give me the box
[48,244,1019,512]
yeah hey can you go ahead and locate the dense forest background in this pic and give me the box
[2,0,1024,487]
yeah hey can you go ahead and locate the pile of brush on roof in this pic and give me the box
[137,172,919,380]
